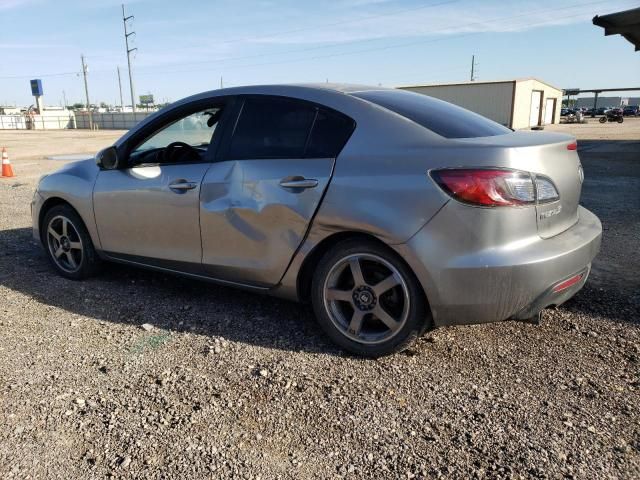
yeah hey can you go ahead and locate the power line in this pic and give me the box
[133,5,631,77]
[0,71,78,80]
[111,0,633,75]
[0,0,632,82]
[154,0,459,55]
[76,0,458,67]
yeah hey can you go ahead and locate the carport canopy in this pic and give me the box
[593,7,640,51]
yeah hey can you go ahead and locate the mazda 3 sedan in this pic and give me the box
[32,84,602,357]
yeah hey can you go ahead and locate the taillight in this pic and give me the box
[535,176,560,203]
[430,169,535,207]
[431,168,560,207]
[567,142,577,150]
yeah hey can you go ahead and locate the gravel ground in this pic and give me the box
[0,126,639,479]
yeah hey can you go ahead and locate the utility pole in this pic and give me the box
[117,66,124,109]
[80,55,93,130]
[220,76,223,89]
[122,4,137,112]
[470,55,477,82]
[62,90,68,109]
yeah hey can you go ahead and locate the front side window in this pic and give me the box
[227,97,316,159]
[130,107,223,165]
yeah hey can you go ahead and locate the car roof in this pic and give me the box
[219,83,389,95]
[174,83,391,106]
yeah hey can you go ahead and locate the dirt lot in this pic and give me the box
[0,121,639,479]
[547,116,640,141]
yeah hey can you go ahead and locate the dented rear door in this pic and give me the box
[199,157,334,286]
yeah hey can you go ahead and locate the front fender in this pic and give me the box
[36,160,101,249]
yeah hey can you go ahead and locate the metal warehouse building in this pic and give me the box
[398,78,563,130]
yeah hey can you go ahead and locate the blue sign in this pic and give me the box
[30,79,43,97]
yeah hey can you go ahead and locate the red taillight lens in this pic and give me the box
[567,142,578,151]
[431,169,536,207]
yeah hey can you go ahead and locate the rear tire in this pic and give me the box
[599,116,607,123]
[311,239,430,357]
[42,204,101,280]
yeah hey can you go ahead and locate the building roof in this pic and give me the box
[398,77,562,91]
[593,7,640,52]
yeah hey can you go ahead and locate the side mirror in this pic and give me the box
[96,146,120,170]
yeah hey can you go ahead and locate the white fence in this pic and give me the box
[0,115,27,129]
[74,112,153,130]
[0,114,75,130]
[0,112,153,130]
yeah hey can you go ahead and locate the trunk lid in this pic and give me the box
[454,131,583,238]
[530,139,582,238]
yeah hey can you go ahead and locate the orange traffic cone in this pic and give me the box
[1,147,15,178]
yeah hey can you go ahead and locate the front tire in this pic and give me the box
[42,204,101,280]
[311,239,430,357]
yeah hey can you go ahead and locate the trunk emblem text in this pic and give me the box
[540,205,562,220]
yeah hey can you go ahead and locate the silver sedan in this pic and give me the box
[32,84,602,356]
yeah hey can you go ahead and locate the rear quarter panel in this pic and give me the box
[311,101,453,245]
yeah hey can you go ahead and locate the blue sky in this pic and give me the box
[1,0,639,106]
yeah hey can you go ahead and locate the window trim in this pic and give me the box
[219,94,356,162]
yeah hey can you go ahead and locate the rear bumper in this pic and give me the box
[393,205,602,327]
[510,266,590,320]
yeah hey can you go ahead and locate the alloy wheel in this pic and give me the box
[322,253,410,345]
[46,215,83,273]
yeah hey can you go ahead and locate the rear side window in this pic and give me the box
[305,109,355,158]
[227,96,355,160]
[352,89,511,139]
[228,97,316,159]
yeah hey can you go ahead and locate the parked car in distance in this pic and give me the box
[32,84,603,357]
[623,105,639,116]
[596,107,611,115]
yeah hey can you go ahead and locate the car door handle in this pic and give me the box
[169,180,198,192]
[279,177,318,189]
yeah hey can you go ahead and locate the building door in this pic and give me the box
[530,90,543,127]
[544,98,556,124]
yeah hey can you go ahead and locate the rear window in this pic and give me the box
[351,89,511,139]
